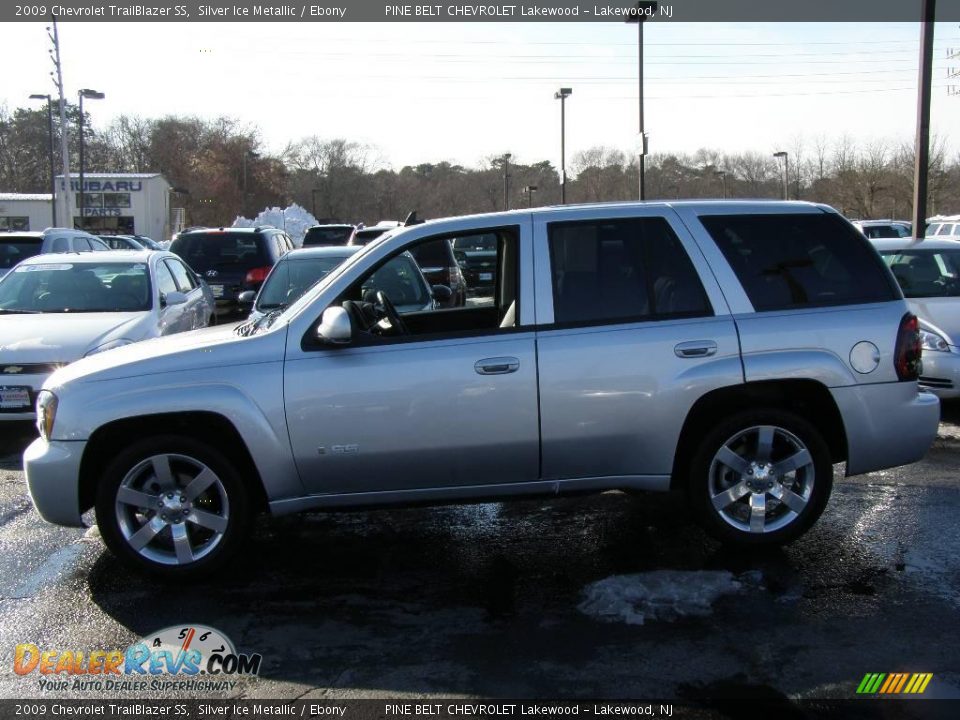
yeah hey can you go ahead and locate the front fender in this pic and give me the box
[51,366,304,502]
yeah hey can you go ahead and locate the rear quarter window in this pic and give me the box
[700,213,900,312]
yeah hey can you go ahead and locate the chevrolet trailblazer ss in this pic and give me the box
[24,202,939,578]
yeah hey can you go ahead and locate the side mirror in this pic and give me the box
[238,290,256,306]
[431,284,453,302]
[316,306,352,345]
[162,291,187,307]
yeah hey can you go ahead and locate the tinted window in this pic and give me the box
[549,217,711,325]
[0,236,42,270]
[303,226,353,247]
[701,213,899,311]
[350,228,390,246]
[862,225,900,239]
[51,237,69,253]
[170,232,269,273]
[166,259,197,291]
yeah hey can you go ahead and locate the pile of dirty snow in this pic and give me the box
[233,204,318,246]
[578,570,742,625]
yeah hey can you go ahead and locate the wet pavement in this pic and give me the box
[0,406,959,702]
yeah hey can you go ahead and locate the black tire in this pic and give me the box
[95,435,253,580]
[686,409,832,547]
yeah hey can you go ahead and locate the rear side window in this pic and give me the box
[548,217,711,326]
[165,259,197,291]
[701,213,899,312]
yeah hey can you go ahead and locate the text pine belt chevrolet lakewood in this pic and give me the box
[24,201,940,578]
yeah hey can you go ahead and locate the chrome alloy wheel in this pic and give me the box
[707,425,815,534]
[114,454,230,566]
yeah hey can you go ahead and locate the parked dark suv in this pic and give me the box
[408,238,467,308]
[170,226,293,320]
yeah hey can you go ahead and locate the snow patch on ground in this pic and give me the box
[233,204,318,246]
[578,570,743,625]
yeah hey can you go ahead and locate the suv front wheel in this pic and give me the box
[95,436,252,578]
[687,410,832,546]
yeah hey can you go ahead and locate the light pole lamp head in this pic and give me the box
[554,88,572,100]
[29,93,50,100]
[773,151,787,159]
[79,89,105,100]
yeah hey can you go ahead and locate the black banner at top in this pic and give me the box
[4,0,960,23]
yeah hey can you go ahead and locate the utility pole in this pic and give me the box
[502,153,512,211]
[626,2,653,200]
[912,0,936,240]
[29,94,57,225]
[48,16,71,227]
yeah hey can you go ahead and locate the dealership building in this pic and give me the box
[0,172,174,240]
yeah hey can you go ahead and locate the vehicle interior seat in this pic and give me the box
[112,274,149,309]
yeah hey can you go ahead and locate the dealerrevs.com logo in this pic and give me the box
[13,624,262,693]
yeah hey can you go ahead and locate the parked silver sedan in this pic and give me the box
[0,250,214,420]
[873,237,960,398]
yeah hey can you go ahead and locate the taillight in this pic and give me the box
[447,266,462,289]
[894,312,922,381]
[244,266,271,285]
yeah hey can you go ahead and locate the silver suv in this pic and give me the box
[24,201,940,578]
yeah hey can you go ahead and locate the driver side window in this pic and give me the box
[338,226,520,342]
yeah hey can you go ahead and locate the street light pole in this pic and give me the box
[912,0,936,240]
[523,185,538,208]
[714,170,727,199]
[502,153,512,211]
[77,88,105,227]
[626,3,652,201]
[554,87,572,204]
[773,151,789,200]
[29,93,57,225]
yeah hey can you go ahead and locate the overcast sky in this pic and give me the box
[2,21,958,170]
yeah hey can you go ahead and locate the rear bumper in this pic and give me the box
[832,382,940,477]
[23,437,87,527]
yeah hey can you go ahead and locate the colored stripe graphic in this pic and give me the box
[857,672,933,695]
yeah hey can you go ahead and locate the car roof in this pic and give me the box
[307,224,354,230]
[0,232,43,240]
[284,246,362,260]
[870,238,960,252]
[18,249,162,265]
[179,227,275,236]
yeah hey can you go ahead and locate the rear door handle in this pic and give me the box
[674,341,718,358]
[475,357,520,375]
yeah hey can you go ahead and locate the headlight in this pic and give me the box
[84,338,134,357]
[919,329,950,353]
[36,390,58,441]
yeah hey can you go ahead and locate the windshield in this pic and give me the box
[256,255,350,310]
[303,227,353,247]
[0,261,153,313]
[171,232,268,273]
[0,236,43,270]
[882,250,960,298]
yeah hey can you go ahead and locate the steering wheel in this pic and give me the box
[374,290,408,336]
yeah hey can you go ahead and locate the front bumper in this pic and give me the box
[918,349,960,399]
[23,437,87,527]
[832,382,940,477]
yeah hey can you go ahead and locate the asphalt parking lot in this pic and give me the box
[1,406,959,703]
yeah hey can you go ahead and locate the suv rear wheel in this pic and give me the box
[687,409,832,546]
[95,436,252,578]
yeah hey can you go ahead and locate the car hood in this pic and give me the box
[0,312,151,364]
[45,320,275,388]
[908,297,960,346]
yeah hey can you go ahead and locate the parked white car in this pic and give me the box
[0,250,214,420]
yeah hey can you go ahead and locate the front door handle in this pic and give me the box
[674,340,718,358]
[475,357,520,375]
